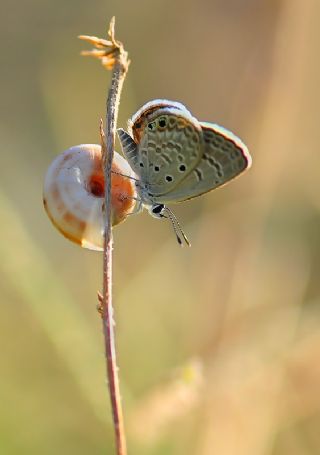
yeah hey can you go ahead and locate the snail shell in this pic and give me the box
[43,144,137,251]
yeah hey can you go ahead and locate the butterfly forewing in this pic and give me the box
[136,109,203,196]
[151,122,251,203]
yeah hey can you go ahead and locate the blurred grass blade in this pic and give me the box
[0,190,112,425]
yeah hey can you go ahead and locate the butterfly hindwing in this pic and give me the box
[152,122,251,203]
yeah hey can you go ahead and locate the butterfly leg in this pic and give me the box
[111,170,140,182]
[118,195,143,215]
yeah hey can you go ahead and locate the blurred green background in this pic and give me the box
[1,0,320,453]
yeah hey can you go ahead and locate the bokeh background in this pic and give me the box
[1,0,320,453]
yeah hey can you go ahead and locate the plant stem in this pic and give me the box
[101,66,128,455]
[80,18,129,455]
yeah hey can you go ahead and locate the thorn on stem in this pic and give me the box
[97,291,104,317]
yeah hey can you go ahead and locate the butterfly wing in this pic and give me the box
[119,107,203,197]
[151,122,251,203]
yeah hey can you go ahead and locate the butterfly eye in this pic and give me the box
[151,204,164,215]
[158,117,167,128]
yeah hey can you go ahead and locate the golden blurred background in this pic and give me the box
[1,0,320,453]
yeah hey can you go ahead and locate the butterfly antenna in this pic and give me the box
[111,170,139,182]
[164,207,191,247]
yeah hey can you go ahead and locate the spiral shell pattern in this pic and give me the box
[43,144,137,250]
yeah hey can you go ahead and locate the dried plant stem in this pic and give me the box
[80,18,129,455]
[100,64,128,455]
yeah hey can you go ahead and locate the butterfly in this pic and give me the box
[117,99,252,246]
